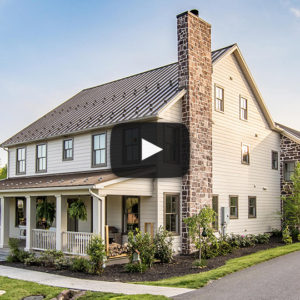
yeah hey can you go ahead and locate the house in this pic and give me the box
[0,9,299,256]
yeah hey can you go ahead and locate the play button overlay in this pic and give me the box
[110,122,189,178]
[142,139,163,160]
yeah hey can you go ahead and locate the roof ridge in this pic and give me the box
[212,43,236,53]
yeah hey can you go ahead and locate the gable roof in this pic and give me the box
[1,45,235,148]
[276,123,300,143]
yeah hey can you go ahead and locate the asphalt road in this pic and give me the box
[173,251,300,300]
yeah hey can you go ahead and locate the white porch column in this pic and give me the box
[93,195,106,239]
[56,195,67,251]
[0,197,10,248]
[25,196,36,251]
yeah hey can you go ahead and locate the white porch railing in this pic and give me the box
[62,231,94,256]
[32,229,56,251]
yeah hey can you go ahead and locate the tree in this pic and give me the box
[184,206,216,263]
[282,161,300,232]
[0,165,7,180]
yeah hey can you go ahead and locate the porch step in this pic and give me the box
[0,248,10,262]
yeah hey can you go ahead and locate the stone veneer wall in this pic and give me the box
[280,135,300,196]
[177,10,213,253]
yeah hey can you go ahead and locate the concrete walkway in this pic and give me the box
[0,266,193,297]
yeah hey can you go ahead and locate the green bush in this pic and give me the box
[124,263,148,273]
[7,238,31,263]
[24,254,41,266]
[71,257,91,273]
[282,227,293,245]
[39,249,64,267]
[54,256,72,270]
[87,236,106,275]
[193,258,207,268]
[127,229,155,268]
[290,227,300,242]
[256,233,270,244]
[271,228,282,238]
[154,227,173,263]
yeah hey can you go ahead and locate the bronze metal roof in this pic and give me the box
[0,170,117,191]
[1,45,235,148]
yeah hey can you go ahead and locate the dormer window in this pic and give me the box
[215,86,224,112]
[16,147,26,175]
[36,144,47,172]
[63,139,73,161]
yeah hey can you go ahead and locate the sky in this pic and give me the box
[0,0,299,166]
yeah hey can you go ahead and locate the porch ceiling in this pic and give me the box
[0,170,117,192]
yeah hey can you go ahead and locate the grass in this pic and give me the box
[141,242,300,289]
[0,276,167,300]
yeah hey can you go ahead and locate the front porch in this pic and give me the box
[0,174,157,257]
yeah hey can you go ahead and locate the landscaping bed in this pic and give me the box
[0,236,282,282]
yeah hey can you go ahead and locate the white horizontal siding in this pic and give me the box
[212,53,281,234]
[8,130,111,178]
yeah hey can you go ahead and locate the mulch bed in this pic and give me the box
[0,237,283,282]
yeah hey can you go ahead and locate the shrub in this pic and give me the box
[290,227,300,242]
[54,256,72,270]
[7,238,21,262]
[124,262,148,273]
[282,227,293,245]
[271,228,282,238]
[24,254,41,266]
[256,233,270,244]
[71,257,91,273]
[39,249,64,267]
[127,229,155,268]
[87,236,106,275]
[298,234,300,242]
[153,227,173,263]
[193,258,207,268]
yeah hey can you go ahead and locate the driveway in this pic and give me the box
[174,251,300,300]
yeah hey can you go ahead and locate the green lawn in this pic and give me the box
[0,277,167,300]
[141,242,300,289]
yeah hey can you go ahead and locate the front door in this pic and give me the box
[67,199,78,232]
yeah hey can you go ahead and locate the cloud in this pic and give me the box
[290,7,300,18]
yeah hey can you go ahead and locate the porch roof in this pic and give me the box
[0,170,117,191]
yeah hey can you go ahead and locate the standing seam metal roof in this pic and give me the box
[1,45,235,147]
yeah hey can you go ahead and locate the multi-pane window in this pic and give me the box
[248,196,257,218]
[124,128,140,164]
[36,144,47,172]
[15,198,26,226]
[272,151,278,170]
[165,194,179,234]
[123,196,139,233]
[63,139,73,160]
[229,196,238,219]
[16,148,26,174]
[284,161,295,181]
[92,133,106,166]
[241,144,250,165]
[240,97,248,120]
[212,195,219,230]
[215,86,224,112]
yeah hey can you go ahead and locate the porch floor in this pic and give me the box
[0,265,193,297]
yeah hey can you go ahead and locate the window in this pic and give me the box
[124,127,140,164]
[92,133,106,167]
[284,161,295,181]
[15,198,26,226]
[240,96,248,120]
[16,147,26,174]
[215,86,224,112]
[229,196,238,219]
[212,195,218,230]
[248,196,257,218]
[241,144,250,165]
[63,139,73,160]
[36,144,47,172]
[123,196,139,233]
[165,194,179,234]
[272,151,278,170]
[164,125,179,164]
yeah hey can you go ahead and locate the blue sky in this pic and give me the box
[0,0,299,166]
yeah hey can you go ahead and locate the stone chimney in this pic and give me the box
[177,10,213,253]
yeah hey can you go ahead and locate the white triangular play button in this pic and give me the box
[142,138,163,161]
